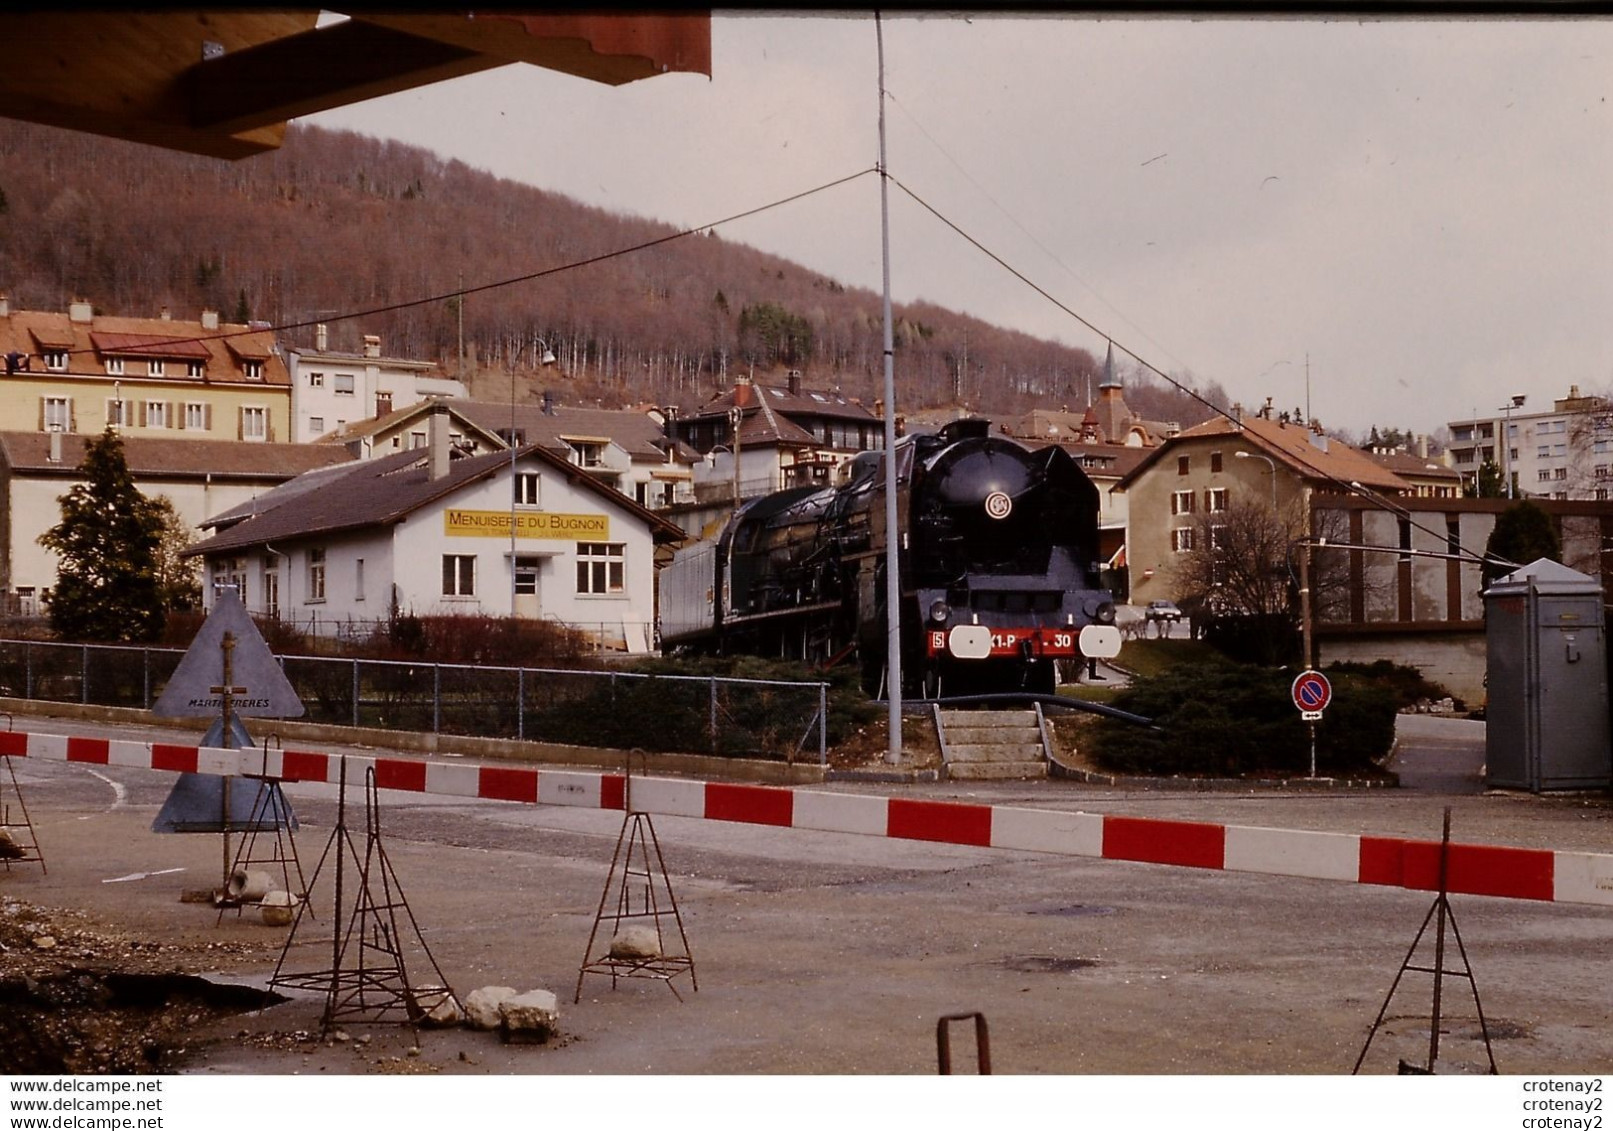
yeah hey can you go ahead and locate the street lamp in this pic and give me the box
[511,338,558,618]
[1235,450,1279,513]
[1500,394,1526,499]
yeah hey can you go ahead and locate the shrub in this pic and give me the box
[1088,656,1397,777]
[1323,659,1460,711]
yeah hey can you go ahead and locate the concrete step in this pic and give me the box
[941,725,1042,747]
[943,742,1047,762]
[935,706,1050,783]
[945,760,1047,781]
[939,709,1037,727]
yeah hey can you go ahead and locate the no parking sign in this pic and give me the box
[1291,670,1331,721]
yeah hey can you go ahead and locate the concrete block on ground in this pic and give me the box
[464,985,518,1030]
[500,989,560,1044]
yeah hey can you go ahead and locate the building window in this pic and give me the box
[515,556,540,596]
[308,416,324,435]
[1538,470,1552,482]
[334,373,356,395]
[1206,488,1228,513]
[1537,446,1551,460]
[184,402,210,431]
[409,431,426,449]
[442,554,476,597]
[355,558,365,602]
[1171,489,1196,515]
[241,406,267,441]
[568,440,605,467]
[145,401,170,428]
[105,357,125,376]
[1177,455,1190,476]
[1210,524,1227,550]
[244,360,263,380]
[262,564,279,620]
[42,397,71,432]
[187,361,205,379]
[576,543,625,594]
[106,398,131,427]
[43,350,68,372]
[1210,451,1223,473]
[307,548,326,602]
[308,371,325,388]
[515,472,541,506]
[1554,467,1568,480]
[147,359,165,378]
[1171,528,1194,553]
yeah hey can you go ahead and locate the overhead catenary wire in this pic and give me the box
[886,171,1509,569]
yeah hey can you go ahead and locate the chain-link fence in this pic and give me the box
[0,639,829,764]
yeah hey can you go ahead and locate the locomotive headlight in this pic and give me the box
[1085,598,1116,625]
[928,599,951,624]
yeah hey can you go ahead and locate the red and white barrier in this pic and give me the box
[4,728,1610,908]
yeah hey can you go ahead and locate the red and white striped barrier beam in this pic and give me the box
[5,728,1611,908]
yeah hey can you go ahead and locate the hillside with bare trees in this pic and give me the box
[0,119,1223,422]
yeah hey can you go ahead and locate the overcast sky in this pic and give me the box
[310,11,1613,437]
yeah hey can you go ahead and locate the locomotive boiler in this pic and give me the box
[658,418,1119,697]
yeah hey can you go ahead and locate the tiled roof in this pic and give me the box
[0,308,288,386]
[190,442,682,557]
[450,400,697,462]
[692,380,879,424]
[1118,413,1412,493]
[1365,449,1462,482]
[0,431,352,479]
[88,331,211,359]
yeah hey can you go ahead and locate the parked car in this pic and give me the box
[1145,600,1183,622]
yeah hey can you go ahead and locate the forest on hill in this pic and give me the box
[0,119,1225,424]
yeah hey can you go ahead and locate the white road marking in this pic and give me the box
[78,767,127,816]
[102,867,187,884]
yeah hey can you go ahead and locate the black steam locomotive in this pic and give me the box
[658,418,1118,697]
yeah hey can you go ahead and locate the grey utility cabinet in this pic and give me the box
[1484,558,1613,792]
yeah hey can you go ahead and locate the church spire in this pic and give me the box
[1100,339,1121,390]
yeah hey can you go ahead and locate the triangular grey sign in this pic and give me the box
[151,589,304,718]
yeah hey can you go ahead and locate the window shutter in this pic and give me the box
[67,398,75,432]
[166,401,175,429]
[238,406,245,440]
[37,397,45,432]
[204,403,212,431]
[139,401,148,428]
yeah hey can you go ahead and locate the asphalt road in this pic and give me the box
[1,709,1610,1076]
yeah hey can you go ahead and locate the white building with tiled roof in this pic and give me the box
[0,430,352,615]
[287,325,465,442]
[0,297,291,442]
[190,406,684,650]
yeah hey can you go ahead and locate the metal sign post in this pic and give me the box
[1291,669,1332,779]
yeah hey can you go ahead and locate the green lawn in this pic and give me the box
[1112,638,1218,678]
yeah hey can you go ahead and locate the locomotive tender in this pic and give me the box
[659,418,1119,696]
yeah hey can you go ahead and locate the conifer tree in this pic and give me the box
[38,429,166,641]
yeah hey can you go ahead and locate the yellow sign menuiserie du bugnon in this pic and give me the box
[444,509,610,540]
